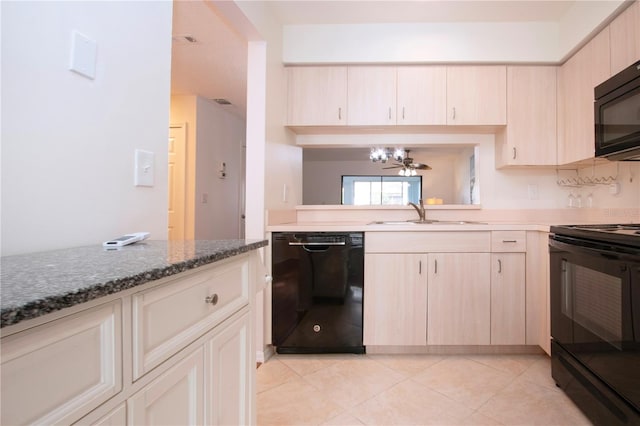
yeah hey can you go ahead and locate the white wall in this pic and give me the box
[170,96,245,240]
[236,2,302,213]
[195,97,245,239]
[282,1,625,64]
[1,1,173,256]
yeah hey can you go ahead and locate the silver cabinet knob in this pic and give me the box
[205,294,219,305]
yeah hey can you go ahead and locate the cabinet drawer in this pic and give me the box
[366,231,491,253]
[491,231,526,252]
[132,256,249,379]
[0,301,122,425]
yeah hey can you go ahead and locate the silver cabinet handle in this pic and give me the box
[498,259,502,274]
[288,242,346,246]
[338,107,342,120]
[419,260,422,274]
[502,240,517,243]
[205,294,219,305]
[452,107,456,120]
[512,147,517,160]
[388,107,392,120]
[402,107,405,120]
[434,259,438,274]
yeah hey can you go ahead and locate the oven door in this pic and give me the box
[550,237,640,410]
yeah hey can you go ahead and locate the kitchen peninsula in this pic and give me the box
[0,239,267,425]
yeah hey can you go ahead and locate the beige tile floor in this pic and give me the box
[256,353,593,425]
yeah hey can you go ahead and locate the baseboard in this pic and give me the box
[256,345,275,363]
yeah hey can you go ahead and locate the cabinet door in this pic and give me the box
[132,257,249,379]
[610,1,640,75]
[205,310,252,426]
[93,404,127,426]
[286,66,347,126]
[557,29,611,164]
[427,253,491,345]
[347,66,397,125]
[446,66,506,125]
[491,253,526,345]
[397,66,447,125]
[128,348,205,425]
[363,253,427,345]
[497,66,557,167]
[0,301,122,426]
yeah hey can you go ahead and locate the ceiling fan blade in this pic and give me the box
[382,165,401,169]
[411,163,432,170]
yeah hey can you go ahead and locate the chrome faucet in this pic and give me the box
[408,199,426,222]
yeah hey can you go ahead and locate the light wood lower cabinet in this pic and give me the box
[0,301,122,426]
[205,310,252,426]
[364,231,543,349]
[0,252,258,426]
[128,309,251,426]
[128,348,205,425]
[491,253,526,344]
[363,253,428,345]
[427,253,491,345]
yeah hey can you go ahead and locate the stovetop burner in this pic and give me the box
[572,224,640,231]
[551,223,640,249]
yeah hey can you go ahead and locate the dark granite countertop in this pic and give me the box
[0,239,268,328]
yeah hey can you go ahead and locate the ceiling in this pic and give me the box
[170,0,612,119]
[267,0,576,24]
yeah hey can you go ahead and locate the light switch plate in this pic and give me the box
[69,30,97,79]
[134,149,155,187]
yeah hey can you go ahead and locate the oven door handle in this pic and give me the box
[550,237,624,261]
[288,242,346,246]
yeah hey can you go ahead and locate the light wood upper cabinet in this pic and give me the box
[446,66,507,125]
[397,66,447,125]
[286,66,347,126]
[496,66,557,167]
[347,66,397,125]
[557,28,611,165]
[364,253,428,345]
[427,253,491,345]
[610,0,640,75]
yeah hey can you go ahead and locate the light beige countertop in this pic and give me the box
[266,221,550,232]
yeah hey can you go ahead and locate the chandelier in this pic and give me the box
[369,147,405,163]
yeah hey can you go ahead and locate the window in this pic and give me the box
[342,176,421,205]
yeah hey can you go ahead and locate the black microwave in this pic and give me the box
[594,60,640,161]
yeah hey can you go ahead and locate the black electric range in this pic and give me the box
[549,223,640,425]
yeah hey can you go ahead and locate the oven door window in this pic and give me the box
[562,260,624,349]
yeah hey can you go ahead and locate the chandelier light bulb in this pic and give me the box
[393,148,405,162]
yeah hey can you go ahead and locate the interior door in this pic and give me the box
[168,124,186,240]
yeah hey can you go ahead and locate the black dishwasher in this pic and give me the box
[271,232,364,354]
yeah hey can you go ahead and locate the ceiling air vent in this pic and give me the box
[212,98,232,105]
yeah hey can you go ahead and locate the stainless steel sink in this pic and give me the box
[368,220,487,225]
[431,220,488,225]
